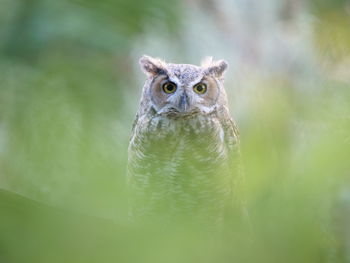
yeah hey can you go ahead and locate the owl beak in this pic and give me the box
[178,92,189,112]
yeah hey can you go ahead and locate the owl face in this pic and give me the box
[139,56,228,116]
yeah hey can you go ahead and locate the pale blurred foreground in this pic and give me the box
[0,0,350,262]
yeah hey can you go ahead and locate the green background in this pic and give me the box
[0,0,350,262]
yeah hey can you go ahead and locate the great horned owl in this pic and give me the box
[127,55,240,226]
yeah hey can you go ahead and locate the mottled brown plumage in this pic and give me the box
[128,55,240,226]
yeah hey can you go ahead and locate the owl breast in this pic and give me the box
[128,112,233,225]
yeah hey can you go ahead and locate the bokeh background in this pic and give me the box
[0,0,350,262]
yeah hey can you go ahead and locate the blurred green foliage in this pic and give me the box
[0,0,180,216]
[0,0,350,262]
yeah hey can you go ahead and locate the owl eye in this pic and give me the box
[162,82,177,94]
[193,83,207,94]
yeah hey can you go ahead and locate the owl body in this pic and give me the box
[128,56,240,226]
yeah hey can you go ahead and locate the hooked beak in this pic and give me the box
[178,92,189,112]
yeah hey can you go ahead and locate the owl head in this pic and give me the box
[139,55,229,116]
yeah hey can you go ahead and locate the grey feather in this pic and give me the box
[128,56,240,227]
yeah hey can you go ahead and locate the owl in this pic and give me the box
[127,55,241,227]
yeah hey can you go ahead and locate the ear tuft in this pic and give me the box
[203,58,228,78]
[139,55,167,76]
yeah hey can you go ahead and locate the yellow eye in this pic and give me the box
[193,83,207,94]
[162,82,177,94]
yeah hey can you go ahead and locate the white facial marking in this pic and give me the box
[168,77,181,87]
[188,75,204,87]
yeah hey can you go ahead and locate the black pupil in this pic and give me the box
[166,84,174,91]
[196,85,203,92]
